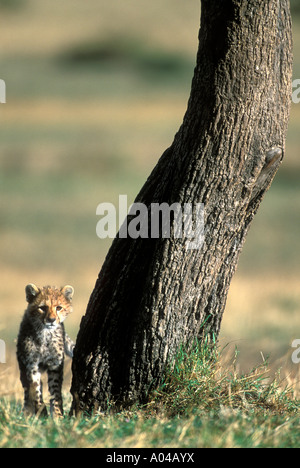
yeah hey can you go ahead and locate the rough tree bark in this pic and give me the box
[71,0,293,414]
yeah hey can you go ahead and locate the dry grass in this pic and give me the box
[3,98,186,126]
[1,0,200,57]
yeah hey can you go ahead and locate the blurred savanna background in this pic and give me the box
[0,0,300,399]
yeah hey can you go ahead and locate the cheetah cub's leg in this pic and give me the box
[22,365,47,417]
[64,333,75,358]
[48,364,64,417]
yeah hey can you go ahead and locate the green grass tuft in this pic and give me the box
[146,339,300,419]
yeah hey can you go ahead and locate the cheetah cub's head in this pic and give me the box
[25,284,74,330]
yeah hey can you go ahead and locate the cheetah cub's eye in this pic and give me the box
[39,306,48,313]
[56,306,63,312]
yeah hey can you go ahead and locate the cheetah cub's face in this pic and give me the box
[25,284,74,330]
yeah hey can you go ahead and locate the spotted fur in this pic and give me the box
[17,284,75,417]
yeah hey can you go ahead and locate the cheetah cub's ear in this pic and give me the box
[25,283,40,303]
[61,285,74,301]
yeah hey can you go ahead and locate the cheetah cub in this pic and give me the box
[17,284,75,417]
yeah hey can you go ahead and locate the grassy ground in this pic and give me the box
[0,0,300,448]
[1,342,299,448]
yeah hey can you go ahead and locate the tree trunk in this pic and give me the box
[71,0,293,414]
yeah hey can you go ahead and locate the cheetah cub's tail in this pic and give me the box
[64,333,75,358]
